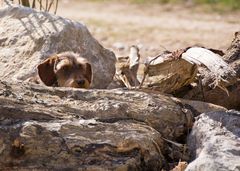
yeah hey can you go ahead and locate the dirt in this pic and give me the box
[57,0,240,58]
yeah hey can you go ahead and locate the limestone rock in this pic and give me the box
[186,110,240,171]
[143,50,198,93]
[0,4,116,88]
[0,81,195,140]
[0,119,165,170]
[0,80,227,170]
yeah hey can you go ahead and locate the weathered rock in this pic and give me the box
[0,80,227,170]
[142,50,198,93]
[0,81,171,170]
[139,42,240,109]
[186,110,240,171]
[182,47,237,88]
[0,119,165,170]
[225,32,240,78]
[0,81,195,140]
[224,31,240,63]
[0,4,116,88]
[171,97,226,116]
[182,81,240,110]
[180,42,240,110]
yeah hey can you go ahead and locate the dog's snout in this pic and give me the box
[77,79,85,85]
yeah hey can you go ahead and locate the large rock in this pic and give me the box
[0,4,116,88]
[0,81,226,170]
[0,81,195,140]
[0,119,165,170]
[186,110,240,171]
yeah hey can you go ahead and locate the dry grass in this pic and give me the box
[11,0,59,13]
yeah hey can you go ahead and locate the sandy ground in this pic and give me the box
[57,0,240,57]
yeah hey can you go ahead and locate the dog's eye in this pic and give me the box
[78,64,83,69]
[60,66,69,72]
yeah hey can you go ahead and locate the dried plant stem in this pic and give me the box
[45,0,48,11]
[32,0,35,8]
[54,0,58,14]
[13,0,59,14]
[48,0,54,12]
[21,0,30,7]
[37,0,43,10]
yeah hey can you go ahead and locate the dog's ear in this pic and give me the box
[85,62,92,85]
[37,55,58,86]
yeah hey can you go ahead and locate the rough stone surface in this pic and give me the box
[182,82,240,110]
[1,3,238,170]
[143,51,198,93]
[179,34,240,110]
[0,81,226,170]
[0,119,165,170]
[0,81,195,140]
[186,110,240,171]
[0,4,116,88]
[224,31,240,63]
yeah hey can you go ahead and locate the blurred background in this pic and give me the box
[57,0,239,57]
[12,0,240,57]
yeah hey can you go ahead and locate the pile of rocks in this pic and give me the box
[0,2,239,171]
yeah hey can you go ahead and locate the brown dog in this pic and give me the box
[37,52,92,89]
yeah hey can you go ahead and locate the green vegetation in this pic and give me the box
[91,0,240,11]
[132,0,240,10]
[198,0,240,10]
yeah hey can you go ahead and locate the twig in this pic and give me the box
[54,0,58,14]
[45,0,48,12]
[217,84,230,96]
[162,137,185,149]
[32,0,36,8]
[198,75,205,101]
[37,0,43,10]
[12,0,59,13]
[47,0,54,12]
[21,0,30,7]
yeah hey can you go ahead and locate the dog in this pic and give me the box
[37,52,92,89]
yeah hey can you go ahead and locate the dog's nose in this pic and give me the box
[77,79,85,85]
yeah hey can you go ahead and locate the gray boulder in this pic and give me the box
[0,4,116,88]
[187,110,240,171]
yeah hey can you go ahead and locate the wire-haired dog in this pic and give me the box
[37,52,92,89]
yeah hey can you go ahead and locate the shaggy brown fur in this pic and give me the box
[37,52,92,89]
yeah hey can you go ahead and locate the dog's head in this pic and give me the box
[37,52,92,89]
